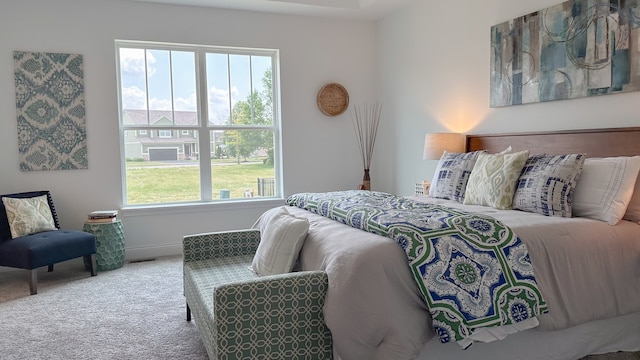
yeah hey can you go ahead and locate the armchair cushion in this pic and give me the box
[0,229,96,269]
[2,195,57,238]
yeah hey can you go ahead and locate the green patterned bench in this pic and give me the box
[183,229,333,360]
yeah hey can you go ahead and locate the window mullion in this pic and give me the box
[144,49,150,125]
[169,51,175,124]
[226,54,232,125]
[249,56,254,124]
[196,50,212,201]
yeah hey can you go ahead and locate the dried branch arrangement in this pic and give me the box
[351,102,382,170]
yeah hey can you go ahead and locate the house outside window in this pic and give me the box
[116,40,280,205]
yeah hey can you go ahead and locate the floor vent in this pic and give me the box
[129,258,157,263]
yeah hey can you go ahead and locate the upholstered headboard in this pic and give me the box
[466,127,640,158]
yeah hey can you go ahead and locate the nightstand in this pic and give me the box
[83,220,125,271]
[415,181,431,196]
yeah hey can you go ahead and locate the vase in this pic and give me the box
[362,169,371,190]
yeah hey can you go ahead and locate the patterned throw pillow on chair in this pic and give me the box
[2,195,57,238]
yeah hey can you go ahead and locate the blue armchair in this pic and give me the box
[0,190,97,295]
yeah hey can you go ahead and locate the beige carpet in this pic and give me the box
[0,256,208,360]
[582,353,640,360]
[0,256,637,360]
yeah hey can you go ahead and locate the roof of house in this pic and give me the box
[123,109,198,126]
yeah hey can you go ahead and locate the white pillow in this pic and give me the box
[623,177,640,223]
[2,195,57,238]
[250,207,309,276]
[252,206,288,234]
[573,156,640,225]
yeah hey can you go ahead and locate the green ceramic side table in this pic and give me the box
[83,220,126,271]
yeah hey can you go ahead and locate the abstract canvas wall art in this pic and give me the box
[490,0,640,107]
[14,51,88,171]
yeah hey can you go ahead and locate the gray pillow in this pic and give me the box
[512,153,586,218]
[429,151,483,203]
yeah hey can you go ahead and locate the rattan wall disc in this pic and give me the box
[317,83,349,116]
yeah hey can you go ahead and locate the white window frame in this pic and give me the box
[116,40,282,207]
[158,130,172,138]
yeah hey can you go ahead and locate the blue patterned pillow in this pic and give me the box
[512,153,586,218]
[429,151,483,202]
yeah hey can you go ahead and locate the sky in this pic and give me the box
[119,48,272,125]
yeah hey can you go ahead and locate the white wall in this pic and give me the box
[379,0,640,196]
[0,0,378,259]
[7,0,634,260]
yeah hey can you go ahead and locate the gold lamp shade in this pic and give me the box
[423,133,464,160]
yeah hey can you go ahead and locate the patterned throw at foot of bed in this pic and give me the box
[287,190,549,349]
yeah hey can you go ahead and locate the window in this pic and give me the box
[158,130,172,138]
[116,41,280,205]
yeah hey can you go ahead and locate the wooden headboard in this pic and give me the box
[466,127,640,158]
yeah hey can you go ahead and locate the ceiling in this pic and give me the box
[125,0,414,20]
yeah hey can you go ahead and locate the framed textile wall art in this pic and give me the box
[13,51,88,171]
[490,0,640,107]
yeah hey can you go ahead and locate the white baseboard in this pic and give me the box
[124,243,182,261]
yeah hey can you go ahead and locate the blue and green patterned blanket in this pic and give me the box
[286,190,548,348]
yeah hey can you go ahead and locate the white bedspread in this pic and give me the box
[412,197,640,331]
[256,197,640,360]
[289,206,430,360]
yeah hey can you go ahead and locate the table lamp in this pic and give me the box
[423,133,464,160]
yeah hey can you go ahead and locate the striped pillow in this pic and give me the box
[572,156,640,225]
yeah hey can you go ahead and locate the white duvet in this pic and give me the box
[256,197,640,360]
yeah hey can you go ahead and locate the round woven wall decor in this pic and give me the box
[317,83,349,116]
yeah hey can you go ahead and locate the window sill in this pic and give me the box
[120,197,285,218]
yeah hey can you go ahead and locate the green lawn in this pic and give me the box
[125,162,275,204]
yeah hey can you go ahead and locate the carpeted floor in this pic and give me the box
[0,256,637,360]
[0,255,208,360]
[581,354,640,360]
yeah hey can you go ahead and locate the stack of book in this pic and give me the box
[87,210,118,223]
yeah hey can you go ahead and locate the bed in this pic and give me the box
[254,127,640,360]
